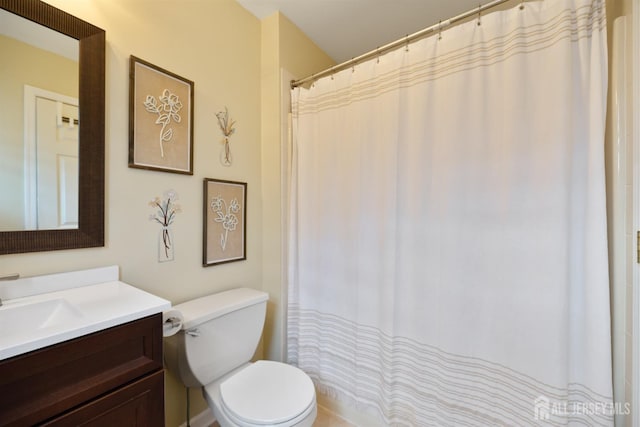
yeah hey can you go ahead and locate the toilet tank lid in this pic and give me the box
[174,288,268,330]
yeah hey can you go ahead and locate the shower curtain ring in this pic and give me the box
[477,4,482,26]
[438,22,442,40]
[405,35,409,52]
[520,1,525,10]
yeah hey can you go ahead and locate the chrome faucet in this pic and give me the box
[0,273,20,306]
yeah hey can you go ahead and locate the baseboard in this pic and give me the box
[178,408,215,427]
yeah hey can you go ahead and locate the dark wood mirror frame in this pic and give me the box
[0,0,105,255]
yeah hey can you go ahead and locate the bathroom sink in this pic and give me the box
[0,298,84,338]
[0,266,170,360]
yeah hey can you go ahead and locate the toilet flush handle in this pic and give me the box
[186,329,200,337]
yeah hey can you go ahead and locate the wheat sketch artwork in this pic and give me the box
[216,107,236,166]
[144,89,183,158]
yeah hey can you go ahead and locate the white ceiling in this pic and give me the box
[236,0,496,63]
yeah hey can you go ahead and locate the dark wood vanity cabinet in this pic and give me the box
[0,314,165,427]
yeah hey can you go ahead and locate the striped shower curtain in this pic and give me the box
[288,0,612,425]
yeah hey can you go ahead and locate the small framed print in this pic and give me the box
[129,56,194,174]
[203,178,247,266]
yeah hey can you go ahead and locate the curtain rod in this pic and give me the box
[291,0,518,88]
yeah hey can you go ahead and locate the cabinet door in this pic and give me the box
[0,314,163,426]
[44,370,164,427]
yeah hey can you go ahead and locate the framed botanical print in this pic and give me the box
[203,178,247,266]
[129,56,194,174]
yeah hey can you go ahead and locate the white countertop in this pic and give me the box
[0,267,170,360]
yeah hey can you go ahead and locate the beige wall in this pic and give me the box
[604,0,634,426]
[260,12,334,362]
[0,35,78,230]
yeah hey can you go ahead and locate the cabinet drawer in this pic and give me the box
[0,314,162,426]
[43,369,164,427]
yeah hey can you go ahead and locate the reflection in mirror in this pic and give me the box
[0,0,105,254]
[0,8,80,231]
[28,89,80,230]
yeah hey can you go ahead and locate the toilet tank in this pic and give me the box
[164,288,269,388]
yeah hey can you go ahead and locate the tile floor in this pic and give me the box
[313,405,356,427]
[210,405,355,427]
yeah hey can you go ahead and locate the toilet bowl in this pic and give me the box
[205,361,316,427]
[163,288,317,427]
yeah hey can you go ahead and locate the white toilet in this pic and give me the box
[164,288,317,427]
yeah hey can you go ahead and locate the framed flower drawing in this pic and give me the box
[129,56,194,174]
[203,178,247,266]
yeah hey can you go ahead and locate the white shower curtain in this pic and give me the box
[288,1,612,426]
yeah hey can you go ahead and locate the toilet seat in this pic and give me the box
[219,361,316,427]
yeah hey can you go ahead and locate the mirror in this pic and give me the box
[0,0,105,254]
[0,8,80,231]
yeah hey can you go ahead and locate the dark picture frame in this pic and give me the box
[203,178,247,266]
[129,56,194,174]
